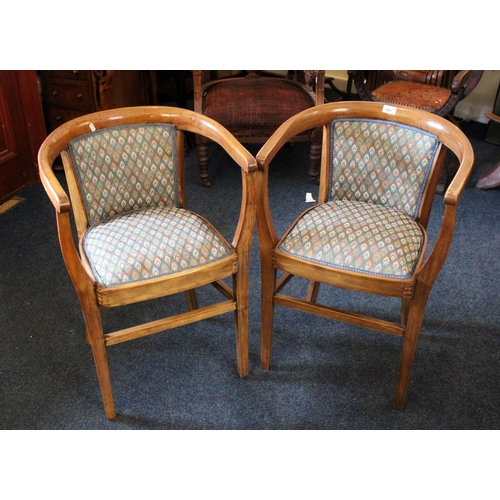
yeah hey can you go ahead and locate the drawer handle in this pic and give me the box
[55,115,62,121]
[76,93,83,99]
[52,90,58,96]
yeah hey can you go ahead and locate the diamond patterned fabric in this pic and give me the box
[279,200,424,279]
[329,119,438,218]
[69,124,178,226]
[83,206,232,287]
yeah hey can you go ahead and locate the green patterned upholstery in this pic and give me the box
[329,119,439,218]
[279,119,439,279]
[69,124,232,287]
[83,206,232,287]
[279,200,424,279]
[69,124,179,226]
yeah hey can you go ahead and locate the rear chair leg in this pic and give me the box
[184,289,199,311]
[306,281,321,303]
[261,267,277,370]
[233,274,249,378]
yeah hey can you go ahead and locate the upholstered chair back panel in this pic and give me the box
[69,124,179,226]
[328,119,439,219]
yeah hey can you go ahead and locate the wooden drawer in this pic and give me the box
[40,70,88,82]
[39,70,155,132]
[45,106,90,130]
[43,81,94,111]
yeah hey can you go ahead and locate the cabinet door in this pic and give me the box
[0,71,46,204]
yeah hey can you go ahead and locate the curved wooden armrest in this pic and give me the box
[443,137,475,206]
[38,138,71,214]
[450,70,471,94]
[256,108,325,171]
[444,162,473,206]
[415,134,473,283]
[193,116,258,175]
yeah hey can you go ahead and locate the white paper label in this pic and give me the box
[382,105,397,115]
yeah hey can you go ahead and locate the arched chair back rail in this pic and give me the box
[38,106,257,420]
[255,101,474,410]
[193,70,325,187]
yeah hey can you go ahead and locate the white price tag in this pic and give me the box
[382,105,397,115]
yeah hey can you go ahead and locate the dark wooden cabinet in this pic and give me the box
[39,70,157,132]
[0,71,47,204]
[0,71,157,205]
[40,70,96,131]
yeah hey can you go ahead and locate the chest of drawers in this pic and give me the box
[39,70,156,132]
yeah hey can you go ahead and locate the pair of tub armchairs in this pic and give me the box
[38,95,474,420]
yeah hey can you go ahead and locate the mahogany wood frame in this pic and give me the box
[38,106,257,419]
[255,101,474,410]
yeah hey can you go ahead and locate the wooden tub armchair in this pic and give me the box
[256,101,474,410]
[38,106,257,419]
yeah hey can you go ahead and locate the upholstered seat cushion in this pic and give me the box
[82,206,233,287]
[278,200,425,279]
[372,81,451,112]
[203,77,314,138]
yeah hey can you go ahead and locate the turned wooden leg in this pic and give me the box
[308,128,322,183]
[196,138,211,187]
[436,151,459,195]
